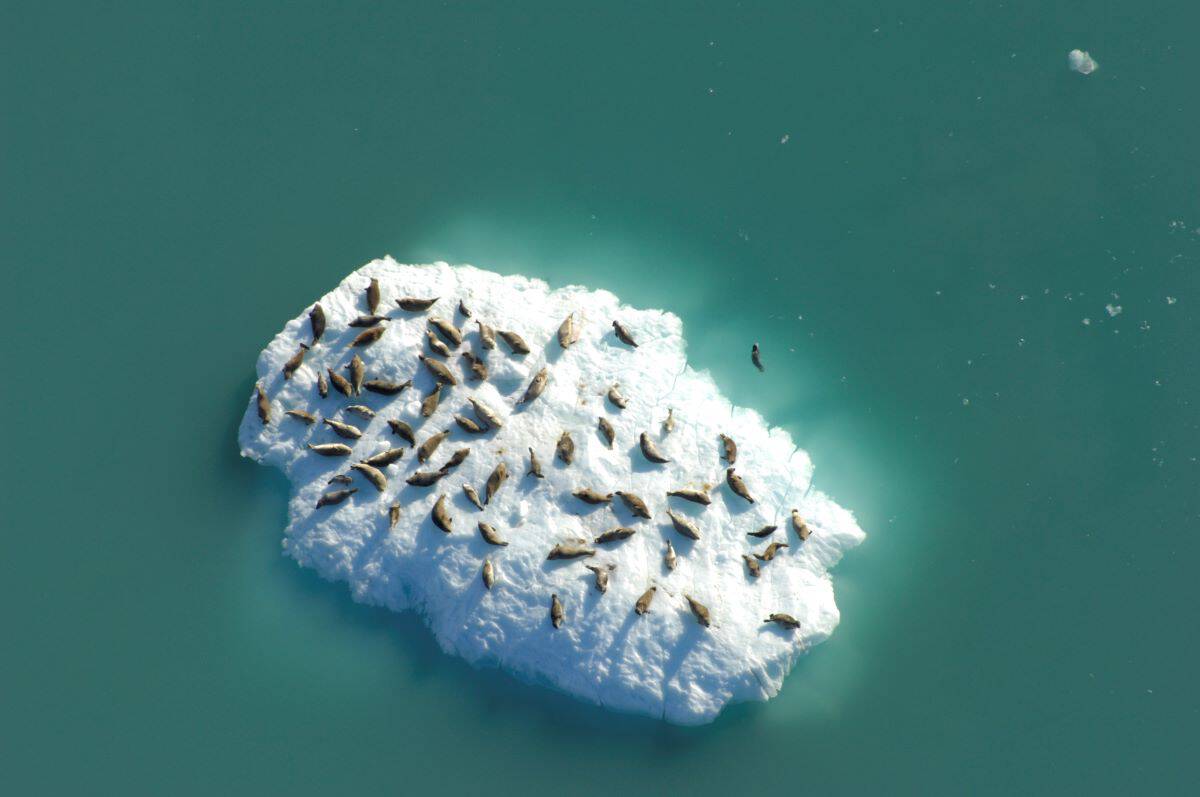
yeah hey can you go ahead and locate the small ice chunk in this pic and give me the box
[1105,303,1122,317]
[1166,296,1177,305]
[1068,49,1098,75]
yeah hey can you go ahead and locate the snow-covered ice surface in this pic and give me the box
[238,259,865,724]
[1068,49,1098,74]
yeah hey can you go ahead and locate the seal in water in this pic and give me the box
[668,488,711,506]
[594,528,636,545]
[307,442,353,457]
[557,313,579,349]
[764,613,800,630]
[747,525,777,538]
[497,330,530,354]
[425,329,452,358]
[517,367,548,405]
[420,385,442,417]
[751,343,764,372]
[255,384,270,424]
[461,351,488,381]
[286,409,316,424]
[360,447,405,468]
[323,418,362,439]
[613,491,650,519]
[606,384,628,409]
[635,586,656,615]
[350,325,385,347]
[396,296,438,311]
[527,447,544,478]
[719,433,737,465]
[685,594,712,627]
[419,354,458,386]
[282,343,309,380]
[438,448,470,473]
[555,430,574,464]
[348,354,365,396]
[350,462,387,492]
[482,558,495,589]
[550,594,565,628]
[431,495,453,533]
[584,564,613,593]
[348,314,390,328]
[364,379,411,396]
[428,317,463,347]
[667,510,701,540]
[316,488,357,509]
[754,541,788,562]
[468,397,503,430]
[309,303,326,344]
[476,320,496,349]
[664,540,677,571]
[546,542,596,560]
[405,470,444,487]
[639,432,670,464]
[597,417,615,448]
[417,428,450,463]
[484,461,508,504]
[366,277,381,314]
[317,372,329,398]
[477,522,508,546]
[611,320,638,347]
[454,414,484,434]
[572,488,611,505]
[328,368,353,398]
[726,467,755,503]
[743,554,761,578]
[791,508,811,541]
[462,484,484,510]
[387,418,416,445]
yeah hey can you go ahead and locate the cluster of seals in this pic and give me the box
[251,274,815,634]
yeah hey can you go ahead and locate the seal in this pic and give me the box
[316,488,357,509]
[791,508,811,541]
[348,314,390,328]
[527,447,544,478]
[457,300,472,318]
[350,462,387,492]
[584,564,613,593]
[476,320,496,350]
[572,488,612,505]
[611,320,638,347]
[364,379,411,396]
[328,474,353,485]
[425,329,452,358]
[555,430,574,464]
[751,343,764,372]
[309,303,326,344]
[439,448,470,473]
[431,494,453,533]
[453,414,484,434]
[557,313,579,349]
[667,488,711,506]
[387,419,416,445]
[286,409,316,424]
[719,433,737,465]
[587,420,613,453]
[613,491,650,519]
[482,558,495,589]
[307,442,353,457]
[317,372,329,398]
[485,461,508,504]
[396,296,438,311]
[635,586,656,615]
[662,408,675,435]
[327,368,353,398]
[685,594,712,627]
[462,484,484,510]
[497,330,530,354]
[360,447,405,468]
[606,384,628,409]
[517,367,548,405]
[550,594,565,629]
[429,317,463,347]
[255,384,270,424]
[420,384,442,417]
[468,397,503,430]
[348,354,365,396]
[461,351,488,381]
[389,502,400,529]
[416,428,450,463]
[664,540,677,571]
[726,467,755,503]
[764,613,800,630]
[345,404,375,420]
[639,432,670,464]
[405,470,444,487]
[743,554,761,578]
[594,527,636,545]
[366,277,381,314]
[282,343,309,380]
[546,543,595,560]
[419,354,458,386]
[754,541,788,562]
[477,522,508,546]
[666,510,701,540]
[323,418,363,439]
[747,525,777,538]
[350,325,385,347]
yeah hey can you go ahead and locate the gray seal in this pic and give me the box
[556,431,574,464]
[344,404,375,420]
[572,488,611,505]
[497,330,530,354]
[438,448,470,473]
[419,354,458,386]
[635,586,656,616]
[255,384,270,424]
[350,325,385,347]
[751,343,764,372]
[685,594,711,627]
[316,488,357,509]
[360,448,405,468]
[425,329,452,358]
[517,367,548,405]
[743,554,761,578]
[726,467,755,503]
[482,558,496,589]
[468,397,503,430]
[428,317,463,347]
[550,594,565,629]
[323,418,363,439]
[387,419,416,445]
[765,613,800,630]
[719,434,737,465]
[405,470,445,487]
[431,494,453,533]
[420,385,442,417]
[350,462,387,492]
[606,384,628,409]
[613,491,650,519]
[639,432,670,464]
[457,300,472,318]
[461,351,488,381]
[307,443,353,457]
[597,417,615,448]
[417,428,450,463]
[484,461,508,504]
[594,528,636,545]
[557,313,579,349]
[454,414,484,434]
[664,540,677,571]
[462,484,484,511]
[327,368,353,398]
[396,296,438,311]
[349,314,390,328]
[667,488,711,506]
[747,525,777,538]
[478,522,508,547]
[611,320,638,347]
[667,510,701,540]
[547,543,594,561]
[364,379,411,396]
[585,564,613,593]
[476,320,496,349]
[286,409,316,424]
[317,372,329,398]
[527,447,544,478]
[389,503,400,529]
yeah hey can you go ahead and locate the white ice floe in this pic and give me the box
[1068,49,1098,75]
[238,259,865,724]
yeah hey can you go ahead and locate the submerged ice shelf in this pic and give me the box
[238,259,865,724]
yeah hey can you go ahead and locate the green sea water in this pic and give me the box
[3,2,1198,793]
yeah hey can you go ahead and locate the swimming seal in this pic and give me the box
[323,418,362,439]
[420,385,442,417]
[719,433,737,465]
[350,462,387,492]
[431,495,453,533]
[791,508,811,541]
[387,419,416,445]
[594,528,636,545]
[428,317,463,347]
[606,384,628,409]
[550,594,565,629]
[635,586,656,616]
[255,384,270,424]
[417,428,450,463]
[348,354,365,396]
[611,320,638,347]
[360,447,405,468]
[751,343,764,372]
[497,330,530,355]
[547,543,595,560]
[478,522,508,546]
[419,354,458,386]
[307,443,353,457]
[639,432,670,464]
[316,488,357,509]
[282,343,309,380]
[764,613,800,630]
[747,525,777,538]
[309,303,326,344]
[364,379,411,396]
[572,488,611,505]
[328,368,353,398]
[517,368,548,405]
[285,409,316,424]
[613,491,650,519]
[527,447,544,478]
[350,325,385,347]
[726,467,755,503]
[476,320,496,349]
[396,296,438,311]
[685,594,712,627]
[667,488,711,506]
[366,277,381,314]
[666,510,701,540]
[555,431,574,464]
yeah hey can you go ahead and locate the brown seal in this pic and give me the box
[349,314,390,328]
[454,414,484,434]
[685,594,711,627]
[482,558,495,589]
[666,510,700,540]
[585,564,613,593]
[405,470,444,487]
[719,434,737,465]
[350,462,387,492]
[743,554,761,578]
[484,461,508,504]
[664,540,677,571]
[791,508,811,541]
[497,330,530,354]
[476,320,496,349]
[428,317,463,347]
[317,372,329,398]
[478,522,508,546]
[754,541,789,562]
[431,494,453,533]
[457,300,472,318]
[309,303,326,344]
[329,474,353,485]
[557,313,579,349]
[364,379,411,396]
[668,488,711,506]
[425,329,452,358]
[417,428,450,463]
[350,325,385,347]
[387,419,416,444]
[344,404,375,420]
[550,594,565,628]
[517,368,548,405]
[419,354,458,386]
[726,467,755,503]
[468,397,503,429]
[396,296,438,311]
[316,488,357,508]
[611,320,638,347]
[323,418,362,439]
[661,408,675,434]
[747,525,777,538]
[572,488,611,505]
[348,354,365,396]
[462,484,484,510]
[460,351,488,382]
[751,343,764,372]
[360,448,405,468]
[307,443,353,457]
[255,384,270,424]
[546,543,595,560]
[285,409,317,424]
[527,447,544,478]
[639,432,670,464]
[327,368,353,398]
[420,385,442,417]
[613,491,650,519]
[282,343,309,380]
[635,586,656,616]
[555,431,574,464]
[389,503,401,529]
[764,613,800,630]
[594,528,636,545]
[597,417,615,448]
[366,277,381,314]
[606,384,628,409]
[438,448,470,473]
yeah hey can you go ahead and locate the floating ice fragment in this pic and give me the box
[1105,304,1122,317]
[1166,296,1177,305]
[1069,49,1098,75]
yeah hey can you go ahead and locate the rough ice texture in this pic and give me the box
[1068,49,1098,74]
[238,259,865,724]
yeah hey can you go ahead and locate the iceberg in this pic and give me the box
[238,259,865,724]
[1068,49,1098,75]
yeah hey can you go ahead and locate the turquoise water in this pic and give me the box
[3,2,1198,793]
